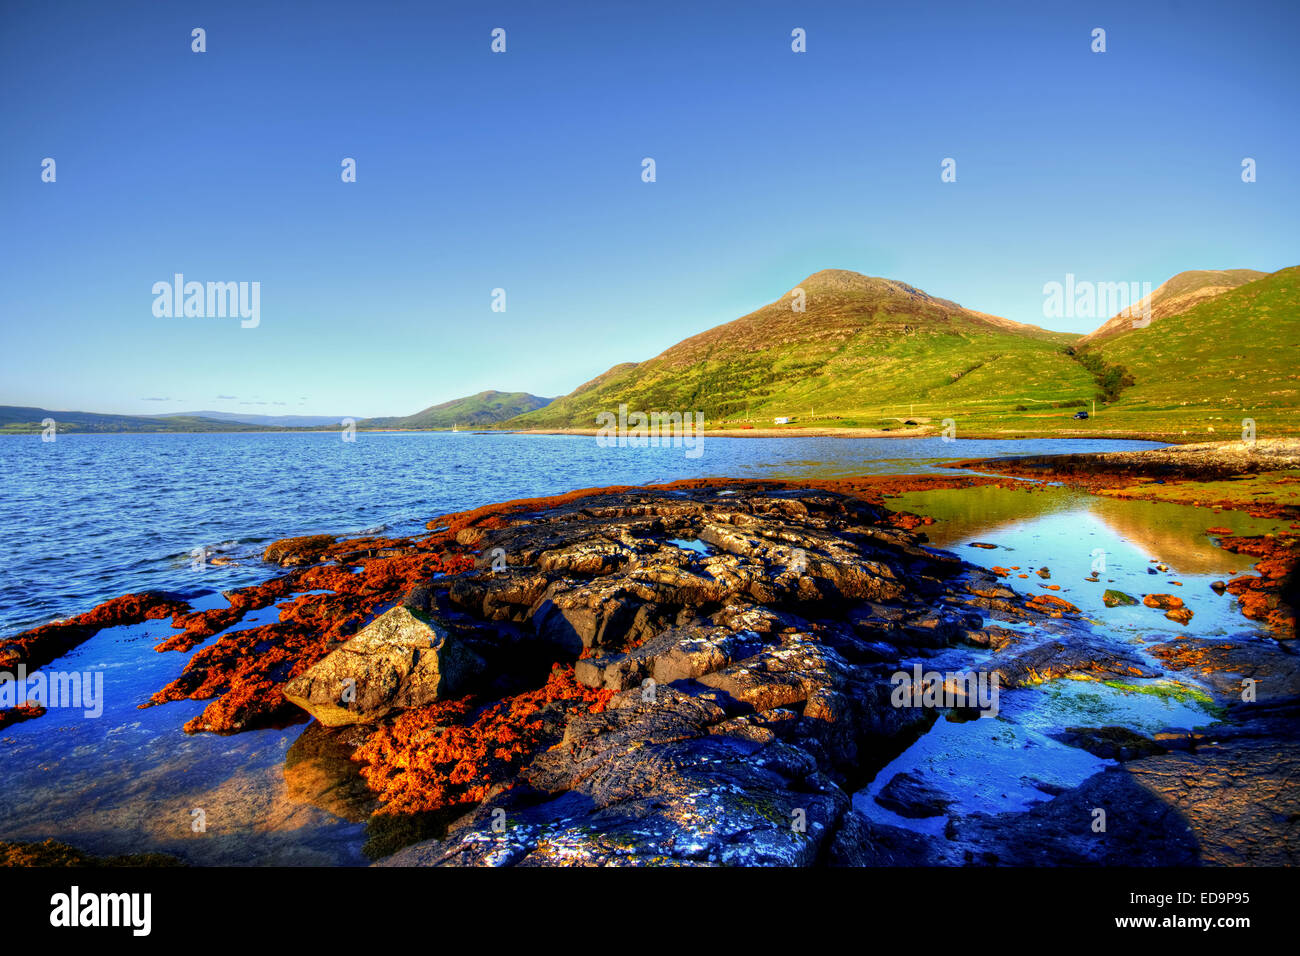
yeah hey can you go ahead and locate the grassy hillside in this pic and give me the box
[364,390,551,429]
[1077,266,1300,440]
[1078,268,1266,345]
[510,270,1100,433]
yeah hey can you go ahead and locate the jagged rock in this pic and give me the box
[380,732,850,867]
[991,635,1158,687]
[1147,636,1300,701]
[347,486,1201,866]
[827,809,942,865]
[263,535,337,566]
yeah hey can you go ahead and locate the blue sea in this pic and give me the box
[0,431,1166,637]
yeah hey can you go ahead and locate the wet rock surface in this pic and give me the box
[848,698,1300,866]
[361,486,1299,866]
[874,769,954,818]
[369,487,1003,865]
[344,484,1225,867]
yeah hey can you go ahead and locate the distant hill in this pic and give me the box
[1078,269,1266,345]
[1077,266,1299,439]
[0,406,277,434]
[163,410,355,428]
[364,390,552,429]
[508,269,1096,430]
[9,268,1294,442]
[0,393,552,434]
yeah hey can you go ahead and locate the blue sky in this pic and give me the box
[2,0,1296,418]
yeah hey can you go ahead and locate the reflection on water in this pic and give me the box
[853,678,1216,834]
[895,485,1286,635]
[851,485,1281,835]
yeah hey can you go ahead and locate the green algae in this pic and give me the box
[1100,679,1223,716]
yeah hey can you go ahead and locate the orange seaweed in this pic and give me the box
[146,548,476,733]
[0,592,188,671]
[353,664,613,816]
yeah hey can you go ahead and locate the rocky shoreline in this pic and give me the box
[947,437,1300,484]
[1,467,1296,866]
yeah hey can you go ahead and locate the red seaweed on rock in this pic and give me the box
[144,547,476,734]
[353,664,613,817]
[0,592,189,672]
[1217,533,1298,637]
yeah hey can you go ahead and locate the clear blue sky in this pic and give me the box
[2,0,1296,418]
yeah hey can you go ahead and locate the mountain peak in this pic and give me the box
[1079,268,1267,344]
[792,269,919,297]
[783,269,1053,336]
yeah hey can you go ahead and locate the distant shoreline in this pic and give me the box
[510,426,1192,443]
[513,425,933,439]
[0,425,1200,442]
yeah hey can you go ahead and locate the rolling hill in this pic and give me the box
[1077,266,1300,439]
[1078,268,1267,345]
[508,269,1099,431]
[0,406,278,434]
[0,392,553,434]
[363,390,552,429]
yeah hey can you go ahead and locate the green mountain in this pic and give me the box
[508,269,1099,430]
[1077,266,1300,440]
[0,406,277,434]
[1078,268,1267,345]
[364,390,552,429]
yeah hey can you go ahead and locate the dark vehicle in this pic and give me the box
[1073,410,1089,420]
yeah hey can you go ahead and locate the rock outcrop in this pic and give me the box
[282,606,484,726]
[348,486,1100,865]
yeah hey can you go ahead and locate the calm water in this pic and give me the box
[13,431,1269,865]
[851,484,1291,833]
[0,432,1166,637]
